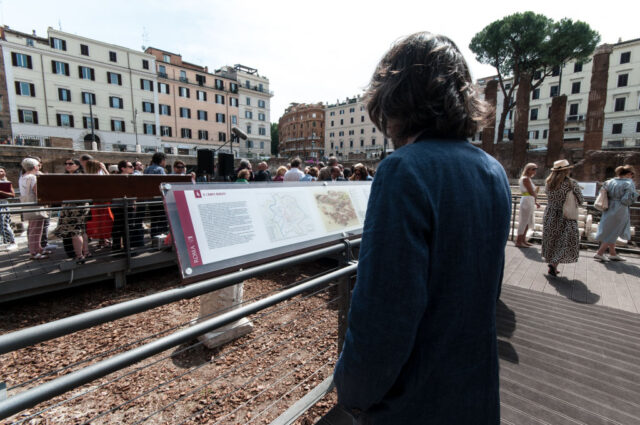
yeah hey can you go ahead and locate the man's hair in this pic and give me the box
[291,157,301,168]
[118,160,128,172]
[327,157,338,166]
[151,152,166,165]
[173,160,185,168]
[80,154,93,161]
[366,32,490,143]
[238,159,251,170]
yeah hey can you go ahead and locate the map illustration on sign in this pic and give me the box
[261,193,316,242]
[314,189,360,232]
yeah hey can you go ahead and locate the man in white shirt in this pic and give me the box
[283,157,305,181]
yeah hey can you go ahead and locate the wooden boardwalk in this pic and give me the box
[503,243,640,313]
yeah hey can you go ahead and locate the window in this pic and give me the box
[216,113,226,123]
[179,87,190,98]
[618,74,628,87]
[26,38,34,47]
[56,113,74,127]
[18,109,38,124]
[142,101,154,113]
[372,127,376,133]
[571,81,580,94]
[181,128,192,138]
[350,117,354,124]
[140,79,153,91]
[330,120,334,127]
[259,127,266,136]
[80,44,89,56]
[612,123,623,134]
[196,90,207,101]
[82,116,99,130]
[569,103,579,116]
[338,131,344,137]
[614,97,626,112]
[179,107,191,119]
[574,62,583,73]
[81,92,96,105]
[340,119,343,125]
[258,113,266,121]
[258,99,265,108]
[371,138,376,145]
[215,94,225,104]
[11,52,32,69]
[109,51,117,62]
[143,123,156,135]
[360,139,364,147]
[245,111,253,119]
[158,83,170,94]
[543,129,548,139]
[637,122,640,133]
[231,115,237,125]
[246,124,252,134]
[109,96,123,109]
[159,104,171,115]
[550,85,559,97]
[111,119,125,132]
[361,116,365,122]
[230,97,238,107]
[107,72,122,85]
[530,108,538,121]
[196,74,206,86]
[163,54,170,63]
[246,97,251,106]
[50,37,66,51]
[179,70,187,82]
[58,88,71,102]
[620,52,631,64]
[160,126,172,137]
[230,82,238,93]
[51,60,69,76]
[533,70,542,80]
[142,59,149,70]
[531,88,540,100]
[360,129,364,134]
[15,81,35,97]
[198,130,209,140]
[79,66,95,80]
[197,110,208,121]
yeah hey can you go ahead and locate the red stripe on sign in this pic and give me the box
[174,190,202,267]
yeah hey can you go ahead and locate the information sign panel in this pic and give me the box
[163,181,372,280]
[577,182,597,198]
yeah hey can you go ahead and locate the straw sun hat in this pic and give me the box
[550,159,573,171]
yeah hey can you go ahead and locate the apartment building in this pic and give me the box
[1,26,160,152]
[482,37,640,150]
[278,103,325,159]
[325,95,392,159]
[145,47,237,156]
[229,64,272,158]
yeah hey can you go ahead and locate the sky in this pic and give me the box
[1,0,637,121]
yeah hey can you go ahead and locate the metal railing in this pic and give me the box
[0,236,359,423]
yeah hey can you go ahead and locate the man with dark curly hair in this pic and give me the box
[333,32,511,424]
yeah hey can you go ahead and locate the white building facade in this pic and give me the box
[1,27,160,152]
[324,95,392,160]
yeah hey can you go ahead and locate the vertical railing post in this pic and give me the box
[510,197,517,241]
[337,240,353,356]
[122,197,131,272]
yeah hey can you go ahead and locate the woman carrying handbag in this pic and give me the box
[542,160,584,276]
[594,165,638,261]
[19,158,49,259]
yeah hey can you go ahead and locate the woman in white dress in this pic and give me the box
[516,163,541,247]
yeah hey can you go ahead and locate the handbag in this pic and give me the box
[594,183,609,212]
[23,207,49,221]
[563,191,579,220]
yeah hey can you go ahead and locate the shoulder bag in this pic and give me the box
[594,181,609,212]
[563,191,579,221]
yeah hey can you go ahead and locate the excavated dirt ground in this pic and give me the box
[0,261,342,424]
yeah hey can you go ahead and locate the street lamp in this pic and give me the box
[88,99,97,151]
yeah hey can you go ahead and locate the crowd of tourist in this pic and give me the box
[232,157,375,183]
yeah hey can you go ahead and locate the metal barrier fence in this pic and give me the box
[0,239,359,423]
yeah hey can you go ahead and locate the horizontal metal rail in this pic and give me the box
[0,239,360,354]
[0,262,358,420]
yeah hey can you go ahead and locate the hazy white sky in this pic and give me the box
[1,0,635,120]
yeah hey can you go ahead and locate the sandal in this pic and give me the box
[547,264,558,277]
[30,253,49,260]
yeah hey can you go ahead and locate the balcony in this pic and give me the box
[566,115,585,123]
[158,72,168,79]
[179,77,188,83]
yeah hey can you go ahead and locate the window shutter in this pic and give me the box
[14,81,21,95]
[203,92,207,101]
[111,120,115,131]
[33,111,39,124]
[122,122,125,132]
[18,110,24,123]
[94,118,99,130]
[167,106,171,115]
[26,55,32,69]
[107,72,111,82]
[118,74,122,85]
[30,84,35,97]
[11,52,17,66]
[83,117,87,128]
[51,61,56,73]
[119,98,123,109]
[169,127,172,137]
[186,88,190,98]
[205,111,208,120]
[65,63,70,76]
[62,40,67,51]
[151,104,155,113]
[140,79,144,90]
[166,85,170,95]
[69,115,74,128]
[58,88,63,100]
[152,125,156,135]
[91,68,95,81]
[50,38,54,48]
[56,114,61,126]
[188,109,191,119]
[78,66,83,78]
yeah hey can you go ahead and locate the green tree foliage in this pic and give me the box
[470,12,600,146]
[270,122,279,156]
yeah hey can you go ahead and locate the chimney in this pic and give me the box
[32,30,36,36]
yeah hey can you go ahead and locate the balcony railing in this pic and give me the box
[566,114,585,122]
[179,77,188,83]
[158,72,168,79]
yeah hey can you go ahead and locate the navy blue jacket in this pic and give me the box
[334,138,511,424]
